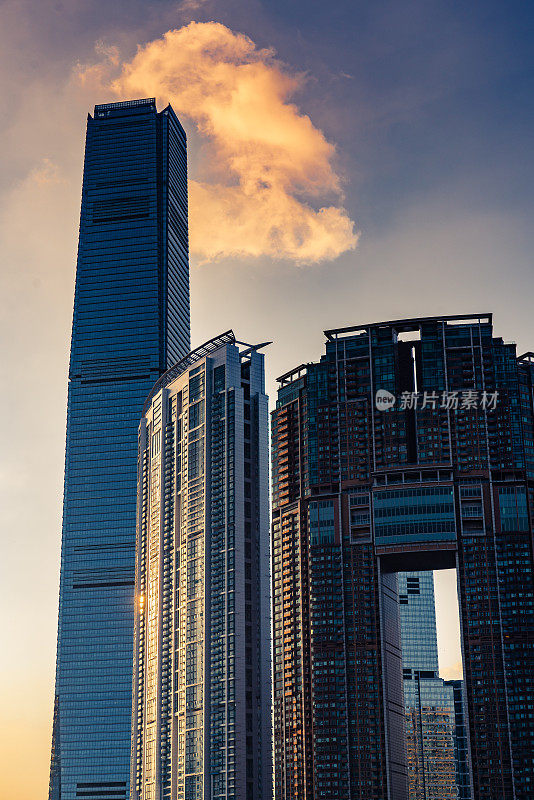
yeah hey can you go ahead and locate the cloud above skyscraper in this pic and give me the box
[76,22,358,264]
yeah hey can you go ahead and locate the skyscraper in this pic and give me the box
[271,314,534,800]
[131,332,271,800]
[49,99,190,800]
[398,571,459,800]
[445,679,471,800]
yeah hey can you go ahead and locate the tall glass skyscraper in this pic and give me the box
[272,314,534,800]
[131,332,271,800]
[445,679,471,800]
[398,571,461,800]
[49,99,190,800]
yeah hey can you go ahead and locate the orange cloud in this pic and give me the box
[76,41,120,90]
[29,157,65,186]
[79,22,358,264]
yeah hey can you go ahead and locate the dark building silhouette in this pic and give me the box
[446,679,471,800]
[271,314,534,800]
[49,99,189,800]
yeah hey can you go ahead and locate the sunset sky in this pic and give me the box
[2,1,534,797]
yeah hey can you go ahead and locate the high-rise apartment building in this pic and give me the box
[49,99,190,800]
[131,332,271,800]
[271,314,534,800]
[445,679,471,800]
[398,571,460,800]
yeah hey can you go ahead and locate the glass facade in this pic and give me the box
[446,680,472,800]
[131,333,271,800]
[398,572,462,800]
[398,572,440,674]
[403,677,456,800]
[272,315,534,800]
[374,487,456,545]
[49,99,189,800]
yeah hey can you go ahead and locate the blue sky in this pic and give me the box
[1,1,534,795]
